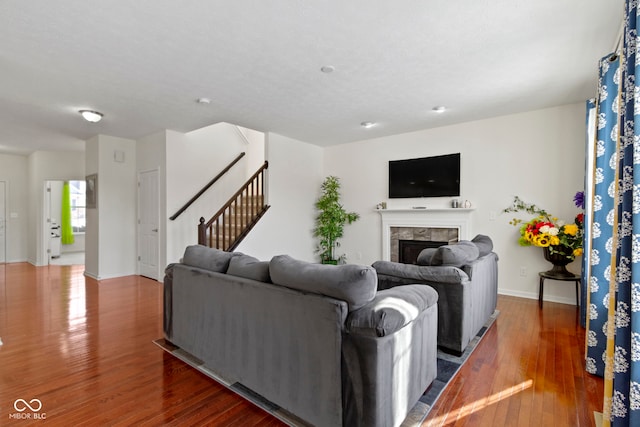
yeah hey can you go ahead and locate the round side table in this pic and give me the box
[538,271,581,308]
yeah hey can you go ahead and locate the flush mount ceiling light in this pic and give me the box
[320,65,335,73]
[79,110,103,123]
[196,97,211,104]
[432,106,447,113]
[361,121,376,129]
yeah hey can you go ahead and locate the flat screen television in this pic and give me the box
[388,153,460,198]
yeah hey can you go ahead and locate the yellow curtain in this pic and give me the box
[61,181,74,245]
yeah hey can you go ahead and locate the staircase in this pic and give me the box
[198,161,270,251]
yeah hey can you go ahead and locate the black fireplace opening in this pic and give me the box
[399,240,448,264]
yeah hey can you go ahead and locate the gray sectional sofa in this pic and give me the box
[373,235,498,355]
[163,245,439,427]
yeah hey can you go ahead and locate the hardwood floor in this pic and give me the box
[0,263,603,426]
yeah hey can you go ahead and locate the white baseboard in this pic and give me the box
[498,288,577,306]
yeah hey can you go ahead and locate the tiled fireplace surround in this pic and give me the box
[378,208,473,262]
[390,226,458,263]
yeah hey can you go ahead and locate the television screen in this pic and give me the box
[388,153,460,198]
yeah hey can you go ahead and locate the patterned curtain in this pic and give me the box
[585,54,620,378]
[582,99,596,328]
[585,1,640,424]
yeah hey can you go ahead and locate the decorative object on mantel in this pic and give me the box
[313,176,359,264]
[503,195,584,276]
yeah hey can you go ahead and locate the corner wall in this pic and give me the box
[237,133,323,262]
[324,103,586,304]
[84,135,137,279]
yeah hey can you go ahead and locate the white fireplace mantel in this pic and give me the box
[378,208,475,261]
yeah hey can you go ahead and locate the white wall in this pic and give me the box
[324,103,586,304]
[165,123,264,264]
[85,135,137,279]
[27,150,85,266]
[237,133,323,262]
[0,153,28,262]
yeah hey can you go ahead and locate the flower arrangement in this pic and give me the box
[503,194,584,261]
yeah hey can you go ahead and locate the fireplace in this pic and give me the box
[399,240,448,264]
[378,208,474,261]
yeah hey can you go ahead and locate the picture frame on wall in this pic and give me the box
[86,173,97,209]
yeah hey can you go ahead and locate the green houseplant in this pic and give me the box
[313,176,359,264]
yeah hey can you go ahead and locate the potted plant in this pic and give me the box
[313,176,359,264]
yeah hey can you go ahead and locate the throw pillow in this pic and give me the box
[431,240,479,267]
[269,255,377,311]
[227,254,271,283]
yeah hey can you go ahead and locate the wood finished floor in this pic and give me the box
[0,263,603,426]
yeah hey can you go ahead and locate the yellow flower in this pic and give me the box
[550,236,560,246]
[563,224,578,236]
[535,234,550,247]
[573,248,583,257]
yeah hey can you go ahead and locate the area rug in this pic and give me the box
[153,310,499,427]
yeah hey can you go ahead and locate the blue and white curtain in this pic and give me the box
[585,55,619,378]
[584,1,640,425]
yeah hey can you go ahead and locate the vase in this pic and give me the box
[542,246,575,278]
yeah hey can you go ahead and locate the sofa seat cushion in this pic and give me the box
[269,255,377,311]
[227,254,271,283]
[345,285,438,337]
[182,245,240,273]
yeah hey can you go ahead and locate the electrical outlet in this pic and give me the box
[489,211,497,221]
[356,252,363,260]
[519,267,527,277]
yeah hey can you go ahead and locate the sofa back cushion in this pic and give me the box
[182,245,240,273]
[416,248,438,266]
[269,255,377,311]
[227,254,271,283]
[431,240,479,267]
[472,234,494,257]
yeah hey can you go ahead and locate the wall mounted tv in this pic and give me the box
[388,153,460,198]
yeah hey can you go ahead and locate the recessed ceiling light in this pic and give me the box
[361,121,376,129]
[432,106,447,113]
[320,65,335,73]
[79,110,103,123]
[196,98,211,104]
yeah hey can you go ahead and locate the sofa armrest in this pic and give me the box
[372,260,469,284]
[345,284,438,337]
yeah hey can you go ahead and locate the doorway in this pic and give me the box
[44,180,86,266]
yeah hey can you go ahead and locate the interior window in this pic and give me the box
[69,180,86,233]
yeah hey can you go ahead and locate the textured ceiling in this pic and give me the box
[0,0,623,155]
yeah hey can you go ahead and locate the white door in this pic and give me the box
[0,181,5,263]
[138,170,160,280]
